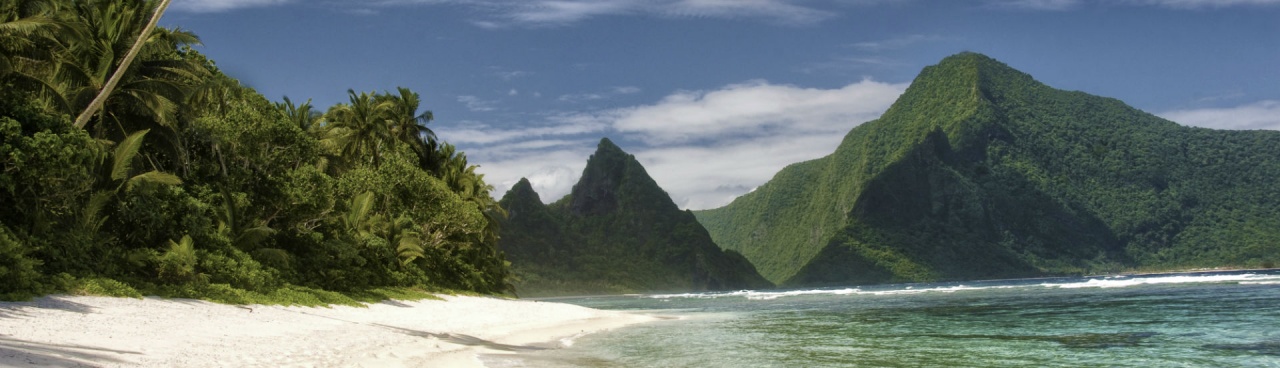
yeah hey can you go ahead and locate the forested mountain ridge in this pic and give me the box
[696,52,1280,286]
[498,139,771,296]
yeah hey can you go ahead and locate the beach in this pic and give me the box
[0,295,654,367]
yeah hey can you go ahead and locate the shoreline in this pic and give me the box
[0,294,657,367]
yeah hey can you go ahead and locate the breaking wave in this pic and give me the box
[646,271,1280,301]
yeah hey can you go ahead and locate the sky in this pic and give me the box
[163,0,1280,210]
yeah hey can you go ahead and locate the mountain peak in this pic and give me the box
[571,138,639,216]
[569,138,676,216]
[499,177,544,220]
[597,137,623,153]
[930,52,1040,94]
[932,52,1014,73]
[509,178,538,200]
[498,139,773,295]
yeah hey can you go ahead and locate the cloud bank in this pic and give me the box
[1126,0,1280,8]
[488,0,835,26]
[304,0,833,26]
[987,0,1280,10]
[174,0,1280,16]
[1159,100,1280,131]
[441,79,907,210]
[170,0,293,13]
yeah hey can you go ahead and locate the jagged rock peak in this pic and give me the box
[506,177,540,202]
[569,138,633,216]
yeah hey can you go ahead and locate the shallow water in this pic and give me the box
[486,270,1280,367]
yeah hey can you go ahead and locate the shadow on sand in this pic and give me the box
[0,337,141,366]
[0,296,97,319]
[371,323,551,352]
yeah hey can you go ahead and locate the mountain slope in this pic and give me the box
[696,52,1280,286]
[499,139,772,296]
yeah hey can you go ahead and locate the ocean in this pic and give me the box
[485,270,1280,367]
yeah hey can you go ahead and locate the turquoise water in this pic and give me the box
[486,270,1280,367]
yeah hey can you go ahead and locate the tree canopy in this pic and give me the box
[0,0,510,302]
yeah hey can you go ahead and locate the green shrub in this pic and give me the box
[67,277,143,298]
[0,225,44,301]
[198,248,279,292]
[157,235,198,283]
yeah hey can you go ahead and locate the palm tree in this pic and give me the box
[56,0,202,140]
[72,0,175,130]
[433,143,506,245]
[0,0,69,106]
[324,89,391,167]
[377,87,435,154]
[185,71,247,118]
[277,96,320,133]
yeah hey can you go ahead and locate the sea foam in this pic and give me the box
[646,272,1280,301]
[1044,273,1280,289]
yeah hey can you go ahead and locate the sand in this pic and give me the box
[0,294,654,367]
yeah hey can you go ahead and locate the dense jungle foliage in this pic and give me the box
[0,0,511,302]
[697,52,1280,286]
[497,139,771,296]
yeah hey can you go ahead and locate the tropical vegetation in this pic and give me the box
[5,2,1275,301]
[0,0,510,302]
[696,52,1280,286]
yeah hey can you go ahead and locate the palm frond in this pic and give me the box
[234,226,277,249]
[110,128,148,181]
[80,189,113,231]
[345,191,376,233]
[0,15,58,34]
[157,234,196,281]
[251,248,291,269]
[124,170,181,191]
[397,237,424,266]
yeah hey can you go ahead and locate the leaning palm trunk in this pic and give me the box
[72,0,170,129]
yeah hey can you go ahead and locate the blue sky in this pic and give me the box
[165,0,1280,210]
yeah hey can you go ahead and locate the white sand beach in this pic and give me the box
[0,295,654,367]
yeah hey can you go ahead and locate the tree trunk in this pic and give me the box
[73,0,172,129]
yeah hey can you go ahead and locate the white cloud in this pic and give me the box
[508,89,519,96]
[798,56,904,75]
[447,79,908,210]
[660,0,836,24]
[456,95,498,112]
[171,0,292,12]
[633,134,856,209]
[473,146,594,202]
[439,115,610,145]
[986,0,1280,10]
[558,86,642,103]
[558,93,605,103]
[1159,100,1280,131]
[614,79,906,209]
[613,79,905,145]
[851,34,944,51]
[363,0,835,27]
[988,0,1081,10]
[515,165,583,202]
[471,20,504,29]
[1125,0,1280,8]
[508,0,639,24]
[491,69,531,80]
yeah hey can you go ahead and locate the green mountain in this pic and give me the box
[498,138,772,296]
[695,52,1280,286]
